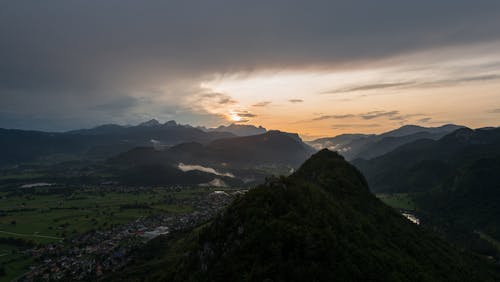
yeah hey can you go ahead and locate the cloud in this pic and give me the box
[418,117,432,123]
[324,82,414,94]
[332,123,380,129]
[289,99,304,103]
[89,96,142,111]
[324,74,500,94]
[388,113,425,121]
[304,111,425,124]
[235,119,250,123]
[252,101,271,107]
[178,163,235,178]
[1,1,500,129]
[360,110,400,120]
[312,114,355,121]
[234,111,257,118]
[200,93,237,105]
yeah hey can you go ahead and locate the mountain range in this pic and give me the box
[0,121,268,167]
[308,124,464,160]
[200,123,267,136]
[110,130,315,185]
[110,130,313,169]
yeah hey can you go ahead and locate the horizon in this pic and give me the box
[1,118,488,141]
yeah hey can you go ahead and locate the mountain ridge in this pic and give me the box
[308,124,465,160]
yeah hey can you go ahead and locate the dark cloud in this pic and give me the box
[89,96,142,111]
[324,74,500,94]
[310,111,423,123]
[418,117,432,123]
[312,114,355,121]
[408,74,500,89]
[289,99,304,103]
[324,82,414,94]
[388,113,425,121]
[252,101,272,107]
[1,1,500,129]
[360,110,400,120]
[235,111,257,118]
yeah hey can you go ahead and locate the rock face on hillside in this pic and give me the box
[116,150,500,282]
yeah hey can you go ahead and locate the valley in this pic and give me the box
[0,182,244,281]
[1,122,500,281]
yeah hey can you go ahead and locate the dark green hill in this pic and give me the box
[353,127,500,193]
[115,150,499,282]
[353,127,500,258]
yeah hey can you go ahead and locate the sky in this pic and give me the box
[1,1,500,140]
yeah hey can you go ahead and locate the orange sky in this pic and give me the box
[195,43,500,140]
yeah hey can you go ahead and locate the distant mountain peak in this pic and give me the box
[138,119,161,127]
[163,120,177,127]
[207,123,267,136]
[380,123,464,138]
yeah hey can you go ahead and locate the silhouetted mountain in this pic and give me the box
[204,123,267,136]
[307,134,374,151]
[115,150,499,281]
[163,120,178,127]
[110,130,314,170]
[138,118,161,127]
[380,124,463,138]
[0,120,234,166]
[354,131,447,160]
[308,124,464,160]
[354,127,500,193]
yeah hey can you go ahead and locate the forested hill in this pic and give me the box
[113,149,500,282]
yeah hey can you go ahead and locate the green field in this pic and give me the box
[0,185,211,281]
[376,193,416,211]
[0,244,32,282]
[0,187,207,243]
[0,173,46,181]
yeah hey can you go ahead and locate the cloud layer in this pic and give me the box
[1,1,500,131]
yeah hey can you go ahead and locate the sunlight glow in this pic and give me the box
[229,111,242,122]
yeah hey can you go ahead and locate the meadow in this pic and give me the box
[375,193,417,211]
[0,184,211,281]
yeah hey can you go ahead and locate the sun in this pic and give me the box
[229,112,241,122]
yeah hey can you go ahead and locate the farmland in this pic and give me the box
[0,184,230,281]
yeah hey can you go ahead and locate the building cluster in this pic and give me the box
[21,187,245,281]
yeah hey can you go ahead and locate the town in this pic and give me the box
[0,183,245,281]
